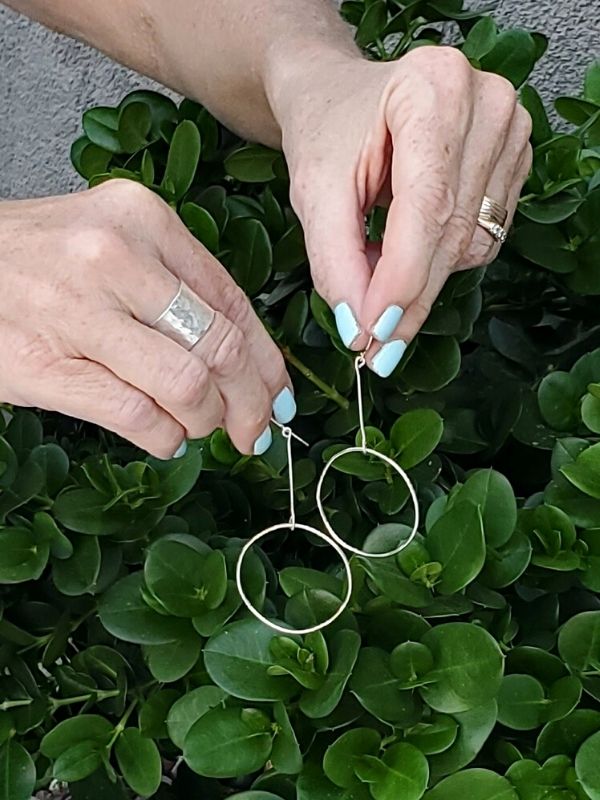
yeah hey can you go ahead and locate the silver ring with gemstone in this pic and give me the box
[151,281,215,350]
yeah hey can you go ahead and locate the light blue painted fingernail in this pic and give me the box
[253,425,273,456]
[273,387,297,424]
[172,440,188,459]
[370,340,407,378]
[372,304,404,342]
[334,302,361,349]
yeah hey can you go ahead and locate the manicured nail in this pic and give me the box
[172,440,188,459]
[370,340,407,378]
[273,387,297,425]
[372,304,404,342]
[253,425,273,456]
[334,302,361,348]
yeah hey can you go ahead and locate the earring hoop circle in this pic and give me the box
[235,521,353,636]
[316,446,420,558]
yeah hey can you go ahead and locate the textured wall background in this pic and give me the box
[0,1,598,200]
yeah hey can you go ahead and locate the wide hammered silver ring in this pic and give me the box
[477,195,509,244]
[151,281,215,350]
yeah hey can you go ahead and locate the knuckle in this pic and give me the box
[219,283,254,329]
[515,104,533,142]
[415,180,456,237]
[114,391,156,434]
[445,208,476,261]
[464,231,496,267]
[168,359,210,409]
[99,177,154,209]
[210,321,246,377]
[485,73,517,116]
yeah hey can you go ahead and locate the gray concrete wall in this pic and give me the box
[0,1,598,200]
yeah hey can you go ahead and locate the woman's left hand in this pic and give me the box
[270,46,532,377]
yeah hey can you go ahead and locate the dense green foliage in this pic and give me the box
[2,1,600,798]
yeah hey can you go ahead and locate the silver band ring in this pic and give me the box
[152,281,215,350]
[477,195,508,244]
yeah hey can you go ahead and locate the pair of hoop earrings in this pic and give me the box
[235,348,420,635]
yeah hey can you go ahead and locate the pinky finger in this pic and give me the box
[37,358,186,459]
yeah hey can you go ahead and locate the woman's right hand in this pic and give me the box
[0,179,294,458]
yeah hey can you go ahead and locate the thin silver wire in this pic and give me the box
[235,421,354,635]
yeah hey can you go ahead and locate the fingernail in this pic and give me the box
[172,440,188,459]
[370,340,407,378]
[334,302,361,349]
[372,305,404,342]
[253,425,273,456]
[273,387,297,425]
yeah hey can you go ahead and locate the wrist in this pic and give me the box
[264,38,363,134]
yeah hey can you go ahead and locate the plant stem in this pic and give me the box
[107,698,139,749]
[49,689,120,711]
[279,344,350,411]
[0,699,34,711]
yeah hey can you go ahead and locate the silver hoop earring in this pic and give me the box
[235,424,353,635]
[315,349,420,559]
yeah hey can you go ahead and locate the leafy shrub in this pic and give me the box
[2,2,600,798]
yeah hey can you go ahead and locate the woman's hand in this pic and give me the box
[0,180,294,457]
[271,46,533,376]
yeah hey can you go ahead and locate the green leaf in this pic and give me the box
[401,336,461,391]
[0,527,49,583]
[52,534,101,596]
[480,30,538,87]
[584,60,600,104]
[354,743,429,800]
[41,715,113,758]
[226,218,273,295]
[180,202,220,253]
[144,538,227,617]
[390,641,434,688]
[350,647,420,724]
[538,371,580,430]
[558,611,600,674]
[497,674,546,730]
[520,85,552,145]
[510,223,578,273]
[299,629,361,718]
[462,17,497,60]
[0,740,36,800]
[537,709,600,759]
[355,1,388,47]
[324,728,381,788]
[390,409,444,469]
[143,626,201,682]
[426,502,485,594]
[576,730,600,800]
[148,445,203,505]
[205,618,298,701]
[420,624,504,713]
[424,768,518,800]
[225,144,281,182]
[53,741,102,782]
[271,702,302,775]
[118,101,152,153]
[454,469,517,547]
[183,706,273,778]
[167,686,228,750]
[115,728,162,797]
[83,106,122,153]
[161,119,201,200]
[429,702,497,779]
[404,715,459,755]
[582,392,600,433]
[561,443,600,498]
[99,572,191,645]
[480,530,532,588]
